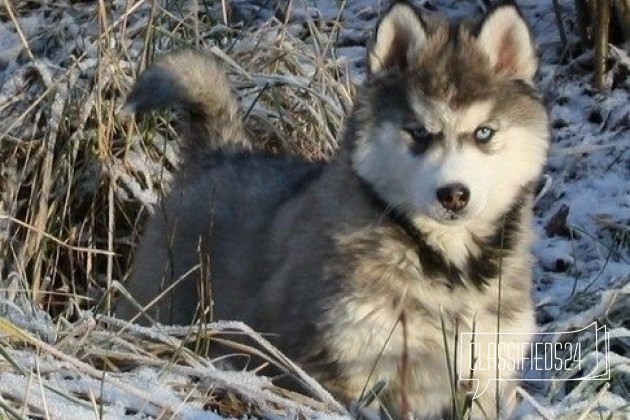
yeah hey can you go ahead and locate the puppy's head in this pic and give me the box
[349,2,549,226]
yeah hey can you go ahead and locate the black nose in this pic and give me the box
[436,183,470,212]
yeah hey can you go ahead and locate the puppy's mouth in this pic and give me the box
[428,207,468,223]
[410,200,476,224]
[447,212,460,221]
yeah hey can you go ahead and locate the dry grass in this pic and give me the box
[0,0,352,417]
[0,297,347,418]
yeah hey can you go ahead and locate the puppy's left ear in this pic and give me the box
[476,5,538,83]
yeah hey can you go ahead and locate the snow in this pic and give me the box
[0,0,627,418]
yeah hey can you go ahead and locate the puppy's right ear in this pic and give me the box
[368,2,427,75]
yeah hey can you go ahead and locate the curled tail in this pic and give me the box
[126,49,250,160]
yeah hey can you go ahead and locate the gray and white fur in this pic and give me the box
[118,3,550,419]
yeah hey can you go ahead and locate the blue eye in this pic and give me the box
[474,126,495,143]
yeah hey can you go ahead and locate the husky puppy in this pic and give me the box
[118,2,549,418]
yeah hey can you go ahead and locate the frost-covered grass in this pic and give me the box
[0,0,628,419]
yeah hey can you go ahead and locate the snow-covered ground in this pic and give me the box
[0,0,627,418]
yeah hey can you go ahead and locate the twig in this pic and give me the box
[594,0,610,89]
[551,0,568,51]
[1,0,35,61]
[399,311,410,419]
[0,395,29,420]
[576,382,611,420]
[0,216,114,256]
